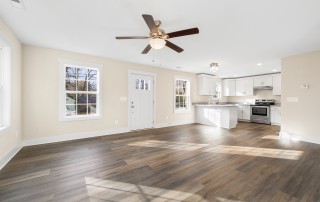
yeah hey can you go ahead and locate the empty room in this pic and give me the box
[1,0,320,201]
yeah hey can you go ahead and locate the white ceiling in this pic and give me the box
[1,0,320,77]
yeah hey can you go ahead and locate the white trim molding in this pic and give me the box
[280,131,320,145]
[22,127,130,147]
[0,143,22,171]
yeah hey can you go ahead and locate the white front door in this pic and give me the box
[129,72,154,130]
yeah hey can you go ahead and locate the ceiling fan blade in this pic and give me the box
[165,40,184,53]
[116,36,149,39]
[142,14,158,33]
[142,44,152,54]
[167,28,199,39]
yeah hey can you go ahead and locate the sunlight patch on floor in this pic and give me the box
[85,177,206,201]
[128,140,209,151]
[261,135,280,140]
[216,197,244,202]
[204,145,303,160]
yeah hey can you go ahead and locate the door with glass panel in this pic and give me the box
[129,73,154,130]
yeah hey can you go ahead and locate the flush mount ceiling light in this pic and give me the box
[210,63,219,72]
[149,38,166,50]
[257,63,263,66]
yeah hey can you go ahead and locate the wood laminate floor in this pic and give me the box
[1,122,320,202]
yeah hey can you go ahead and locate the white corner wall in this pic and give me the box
[22,45,202,142]
[0,19,22,169]
[281,50,320,144]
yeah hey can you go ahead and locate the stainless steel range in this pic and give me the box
[250,99,275,124]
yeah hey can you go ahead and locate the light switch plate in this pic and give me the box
[287,97,299,102]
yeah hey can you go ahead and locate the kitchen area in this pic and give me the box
[194,73,281,129]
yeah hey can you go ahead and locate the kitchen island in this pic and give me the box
[194,104,238,129]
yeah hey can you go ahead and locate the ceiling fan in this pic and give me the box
[115,14,199,54]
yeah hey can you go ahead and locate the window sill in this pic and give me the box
[59,115,102,122]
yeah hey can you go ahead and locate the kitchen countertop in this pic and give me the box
[193,103,237,107]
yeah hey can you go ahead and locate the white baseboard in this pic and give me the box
[155,120,195,128]
[280,131,320,144]
[22,127,130,147]
[1,121,196,170]
[0,143,23,171]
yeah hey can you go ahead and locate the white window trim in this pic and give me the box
[58,59,103,121]
[174,76,191,114]
[0,36,12,136]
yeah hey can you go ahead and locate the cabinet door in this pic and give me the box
[271,108,281,125]
[237,106,243,120]
[236,79,245,96]
[263,76,273,86]
[197,75,216,95]
[273,75,281,95]
[254,76,272,87]
[223,79,236,96]
[242,106,251,120]
[244,78,253,96]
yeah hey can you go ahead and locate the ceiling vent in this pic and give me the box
[10,0,25,9]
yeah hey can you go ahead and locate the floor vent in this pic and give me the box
[10,0,25,9]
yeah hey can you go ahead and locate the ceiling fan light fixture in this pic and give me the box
[210,63,219,72]
[149,38,166,49]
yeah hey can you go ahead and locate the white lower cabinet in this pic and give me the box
[271,106,281,125]
[237,105,250,121]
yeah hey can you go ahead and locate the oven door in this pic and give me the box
[250,106,270,124]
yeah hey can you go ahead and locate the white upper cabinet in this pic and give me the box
[273,74,281,95]
[222,79,236,96]
[253,75,273,87]
[197,74,216,95]
[236,78,253,96]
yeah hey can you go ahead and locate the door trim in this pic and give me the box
[128,70,156,130]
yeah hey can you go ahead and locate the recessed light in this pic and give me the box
[257,63,263,66]
[272,69,278,72]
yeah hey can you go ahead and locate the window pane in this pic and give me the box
[88,69,97,81]
[88,94,96,105]
[66,67,76,79]
[66,79,76,91]
[77,93,87,104]
[145,80,150,90]
[140,80,145,90]
[136,79,140,90]
[88,105,96,114]
[66,105,76,116]
[77,105,87,115]
[66,93,76,104]
[77,80,87,91]
[88,80,97,91]
[77,68,87,80]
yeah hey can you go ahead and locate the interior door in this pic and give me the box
[129,73,154,130]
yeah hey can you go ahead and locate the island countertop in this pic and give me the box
[193,103,237,107]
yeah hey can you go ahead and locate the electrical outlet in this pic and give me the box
[114,120,118,125]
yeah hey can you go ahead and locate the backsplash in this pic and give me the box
[226,89,281,104]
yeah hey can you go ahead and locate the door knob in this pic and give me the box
[131,106,134,108]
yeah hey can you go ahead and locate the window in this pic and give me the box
[60,60,102,121]
[0,42,11,134]
[174,78,191,113]
[136,79,151,90]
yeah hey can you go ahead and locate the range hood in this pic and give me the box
[253,86,273,90]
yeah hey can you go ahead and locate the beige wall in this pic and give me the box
[227,89,281,104]
[0,20,22,160]
[22,45,202,140]
[281,50,320,138]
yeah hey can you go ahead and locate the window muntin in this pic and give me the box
[62,64,101,120]
[174,78,190,113]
